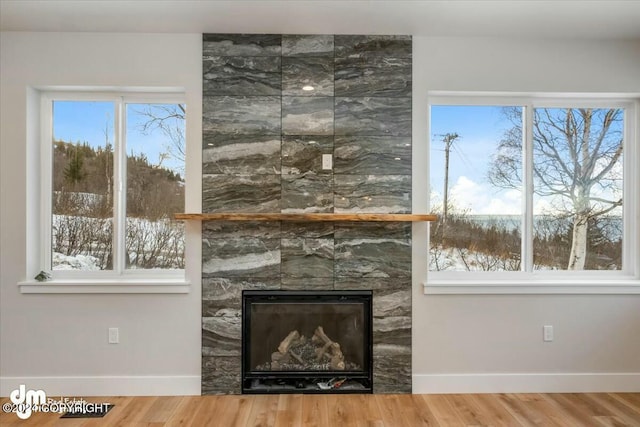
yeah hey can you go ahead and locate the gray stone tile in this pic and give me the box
[282,136,334,175]
[203,133,281,175]
[334,136,411,175]
[334,278,411,317]
[373,344,411,394]
[203,96,281,134]
[282,35,334,56]
[334,35,411,58]
[202,174,280,213]
[202,356,241,395]
[334,175,411,213]
[202,237,280,278]
[373,317,411,346]
[282,57,334,96]
[202,355,240,377]
[335,238,411,277]
[335,57,411,97]
[334,277,411,291]
[203,34,281,57]
[281,238,334,278]
[334,222,412,239]
[203,221,281,239]
[281,173,333,213]
[281,222,334,239]
[200,32,415,397]
[282,97,334,135]
[280,277,335,290]
[203,56,281,95]
[335,97,411,136]
[202,316,241,356]
[372,289,411,318]
[202,277,281,317]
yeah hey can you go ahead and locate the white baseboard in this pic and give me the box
[0,376,200,397]
[413,373,640,394]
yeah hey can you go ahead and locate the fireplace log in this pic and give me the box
[330,356,346,370]
[313,326,346,370]
[313,326,333,346]
[271,352,291,363]
[315,341,333,361]
[278,330,300,354]
[329,343,345,370]
[331,342,343,356]
[289,349,304,364]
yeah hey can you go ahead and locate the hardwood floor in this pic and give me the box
[1,393,639,426]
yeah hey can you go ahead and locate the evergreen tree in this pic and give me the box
[64,146,86,187]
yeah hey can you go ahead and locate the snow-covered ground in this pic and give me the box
[52,214,184,270]
[430,245,564,271]
[52,252,101,270]
[430,245,521,271]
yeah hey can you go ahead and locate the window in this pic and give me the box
[41,92,186,280]
[428,95,638,285]
[429,105,523,272]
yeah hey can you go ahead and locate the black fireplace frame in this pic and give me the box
[241,290,373,394]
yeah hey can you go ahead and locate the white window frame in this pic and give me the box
[425,93,640,294]
[20,90,191,293]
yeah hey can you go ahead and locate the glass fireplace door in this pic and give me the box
[242,290,373,393]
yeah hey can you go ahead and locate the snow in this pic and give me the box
[52,252,101,271]
[51,213,184,270]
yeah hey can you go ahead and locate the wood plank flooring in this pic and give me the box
[1,393,639,426]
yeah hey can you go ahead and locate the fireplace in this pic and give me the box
[242,290,373,393]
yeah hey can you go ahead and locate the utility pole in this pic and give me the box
[440,133,460,224]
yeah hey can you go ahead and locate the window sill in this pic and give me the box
[18,279,191,294]
[423,279,640,295]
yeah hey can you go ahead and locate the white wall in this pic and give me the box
[0,32,203,396]
[1,32,639,396]
[412,36,640,392]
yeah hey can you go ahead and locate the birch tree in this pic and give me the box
[488,107,623,270]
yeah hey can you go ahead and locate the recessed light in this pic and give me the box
[302,85,314,91]
[394,157,401,160]
[207,143,214,146]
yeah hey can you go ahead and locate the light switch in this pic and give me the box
[322,154,332,170]
[108,327,119,344]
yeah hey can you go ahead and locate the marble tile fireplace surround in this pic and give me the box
[201,34,412,394]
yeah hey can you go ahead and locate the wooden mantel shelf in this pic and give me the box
[174,213,437,222]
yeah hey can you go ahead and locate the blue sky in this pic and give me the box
[53,101,184,174]
[430,105,624,216]
[430,105,523,214]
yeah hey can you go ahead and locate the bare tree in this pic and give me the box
[135,104,186,168]
[489,107,623,270]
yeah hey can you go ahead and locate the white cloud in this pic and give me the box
[448,176,521,215]
[431,175,619,217]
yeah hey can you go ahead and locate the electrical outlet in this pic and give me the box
[322,154,332,170]
[543,325,553,342]
[108,327,119,344]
